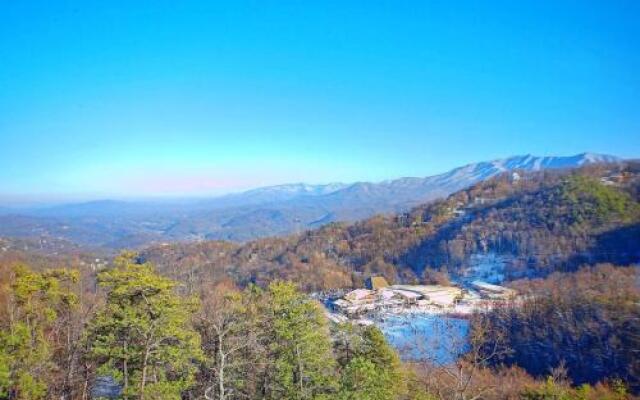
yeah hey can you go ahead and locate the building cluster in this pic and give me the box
[331,276,516,317]
[600,172,630,186]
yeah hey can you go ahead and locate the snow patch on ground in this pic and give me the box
[378,314,469,364]
[460,253,511,284]
[374,253,511,363]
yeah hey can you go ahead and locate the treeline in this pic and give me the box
[478,264,640,394]
[140,163,640,291]
[1,256,636,399]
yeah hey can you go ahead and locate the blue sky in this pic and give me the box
[1,1,639,202]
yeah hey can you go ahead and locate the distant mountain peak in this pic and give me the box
[467,152,621,173]
[239,182,348,196]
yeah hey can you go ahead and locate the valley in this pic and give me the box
[1,159,639,398]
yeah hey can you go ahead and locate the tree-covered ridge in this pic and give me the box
[403,167,640,278]
[140,162,640,290]
[558,175,639,225]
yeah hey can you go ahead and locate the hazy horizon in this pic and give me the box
[0,151,629,207]
[2,2,639,201]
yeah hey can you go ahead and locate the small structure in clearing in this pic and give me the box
[365,276,390,290]
[471,280,516,299]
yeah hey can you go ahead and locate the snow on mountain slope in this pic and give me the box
[420,152,619,190]
[0,153,622,247]
[318,153,622,211]
[237,182,348,199]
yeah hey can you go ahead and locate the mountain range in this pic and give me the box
[139,158,640,291]
[0,153,622,249]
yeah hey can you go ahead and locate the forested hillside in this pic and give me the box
[478,265,640,392]
[0,254,415,400]
[1,255,636,399]
[141,162,640,291]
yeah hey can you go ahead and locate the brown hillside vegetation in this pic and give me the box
[476,264,640,392]
[140,162,640,292]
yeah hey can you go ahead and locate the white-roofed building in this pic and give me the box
[344,289,375,302]
[471,281,516,299]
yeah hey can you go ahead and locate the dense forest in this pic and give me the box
[1,162,639,399]
[1,254,409,400]
[0,255,637,399]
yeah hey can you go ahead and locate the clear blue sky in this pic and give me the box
[1,1,639,202]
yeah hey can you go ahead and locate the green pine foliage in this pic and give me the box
[338,326,406,400]
[558,175,639,225]
[87,252,203,400]
[263,281,338,399]
[0,265,79,399]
